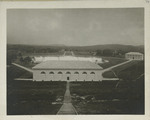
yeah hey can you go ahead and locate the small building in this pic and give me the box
[32,60,103,81]
[125,52,144,60]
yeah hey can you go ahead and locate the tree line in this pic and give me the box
[7,45,60,53]
[7,44,144,54]
[96,49,124,57]
[7,51,32,65]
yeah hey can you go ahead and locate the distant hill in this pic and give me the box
[50,44,66,46]
[66,44,144,54]
[82,44,144,53]
[7,44,144,54]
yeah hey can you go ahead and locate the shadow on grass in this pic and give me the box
[70,80,144,114]
[7,81,66,115]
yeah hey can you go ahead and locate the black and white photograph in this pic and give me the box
[6,7,145,115]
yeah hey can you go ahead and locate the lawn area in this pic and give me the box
[102,60,144,80]
[73,51,94,57]
[70,81,118,96]
[7,81,66,115]
[117,61,144,80]
[7,65,33,80]
[65,51,73,56]
[98,57,127,69]
[70,81,144,114]
[102,70,117,78]
[73,100,144,114]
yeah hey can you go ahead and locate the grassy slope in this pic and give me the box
[73,100,144,114]
[99,57,127,69]
[70,80,144,114]
[70,81,118,96]
[65,51,73,56]
[73,51,94,57]
[7,65,33,80]
[7,81,66,115]
[117,61,144,80]
[102,61,144,79]
[102,70,117,78]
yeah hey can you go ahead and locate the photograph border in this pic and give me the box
[0,0,150,120]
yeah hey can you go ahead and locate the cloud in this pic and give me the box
[85,21,102,32]
[26,18,43,32]
[7,9,144,46]
[47,20,61,30]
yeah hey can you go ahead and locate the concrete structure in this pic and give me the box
[32,60,103,81]
[32,56,104,64]
[125,52,143,60]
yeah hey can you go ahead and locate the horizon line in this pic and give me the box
[7,43,144,47]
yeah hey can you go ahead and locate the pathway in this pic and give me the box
[57,81,78,115]
[12,63,33,73]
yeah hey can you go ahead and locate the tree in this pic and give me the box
[96,49,102,56]
[7,52,17,65]
[24,56,32,63]
[20,56,24,62]
[102,49,113,56]
[18,52,22,57]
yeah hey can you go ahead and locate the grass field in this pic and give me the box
[98,57,127,69]
[70,81,144,114]
[7,65,33,80]
[102,61,144,80]
[70,81,118,96]
[73,51,94,57]
[102,70,117,78]
[7,81,66,115]
[73,100,144,114]
[65,51,73,56]
[117,61,144,80]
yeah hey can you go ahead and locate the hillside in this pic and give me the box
[7,44,144,54]
[81,44,144,53]
[102,61,144,81]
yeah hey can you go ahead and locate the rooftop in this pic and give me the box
[32,60,103,70]
[126,52,143,55]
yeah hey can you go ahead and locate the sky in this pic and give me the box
[7,8,144,46]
